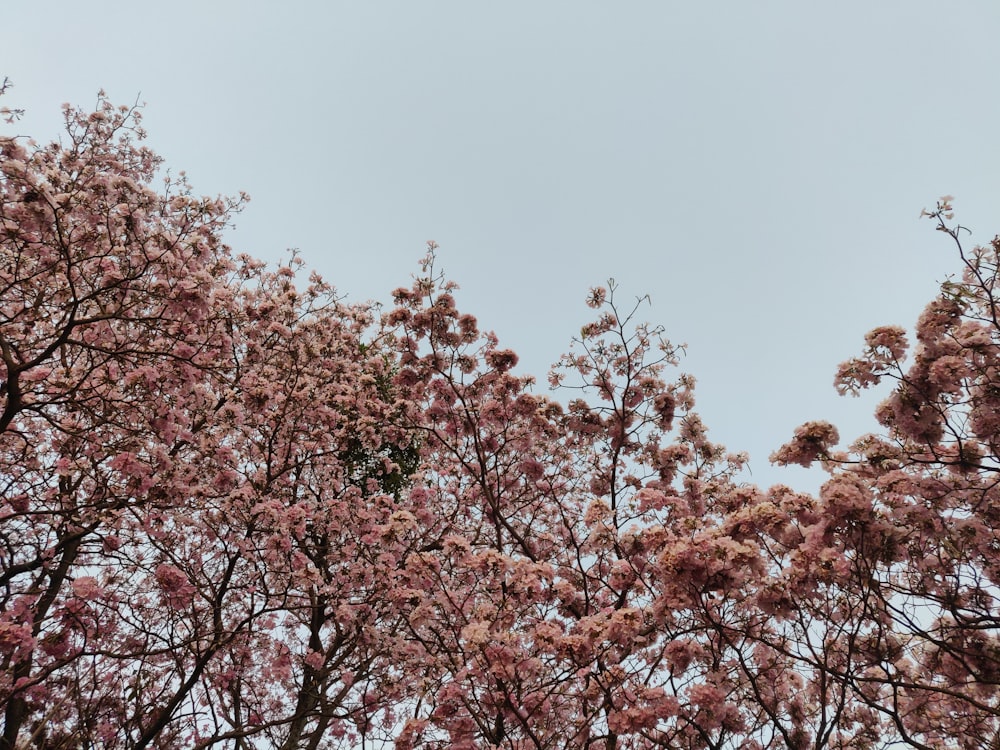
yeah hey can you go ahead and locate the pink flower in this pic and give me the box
[71,576,102,600]
[519,458,545,482]
[154,563,194,608]
[586,286,607,308]
[653,392,675,429]
[865,325,908,360]
[460,621,491,646]
[771,420,839,467]
[0,620,35,659]
[485,349,518,372]
[102,535,123,552]
[304,650,325,670]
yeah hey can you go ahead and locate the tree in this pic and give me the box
[0,95,423,749]
[770,198,1000,749]
[4,91,1000,750]
[383,261,886,749]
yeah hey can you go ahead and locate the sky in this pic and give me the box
[3,2,999,492]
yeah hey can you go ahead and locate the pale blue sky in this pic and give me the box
[4,2,999,491]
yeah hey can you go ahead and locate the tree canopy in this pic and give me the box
[2,95,1000,750]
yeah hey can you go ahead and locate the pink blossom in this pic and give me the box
[865,325,908,360]
[485,348,518,372]
[586,286,607,308]
[303,650,325,670]
[71,576,102,600]
[154,563,194,607]
[771,420,839,467]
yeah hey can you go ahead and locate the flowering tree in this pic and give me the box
[0,95,422,749]
[3,89,999,750]
[382,262,901,749]
[771,198,1000,748]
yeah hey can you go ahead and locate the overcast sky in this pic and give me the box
[4,2,999,492]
